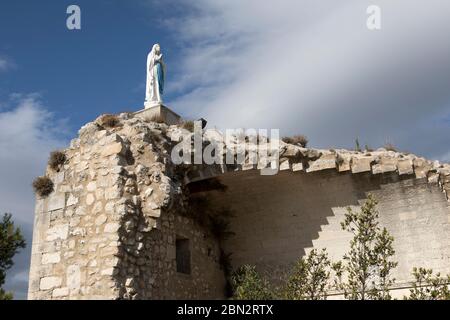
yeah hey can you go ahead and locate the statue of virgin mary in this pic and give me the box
[145,43,165,107]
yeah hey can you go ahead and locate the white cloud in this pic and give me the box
[0,56,14,72]
[164,0,450,159]
[0,94,68,299]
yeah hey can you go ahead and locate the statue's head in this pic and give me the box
[152,43,161,54]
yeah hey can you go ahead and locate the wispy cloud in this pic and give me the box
[0,55,14,72]
[0,94,68,299]
[160,0,450,160]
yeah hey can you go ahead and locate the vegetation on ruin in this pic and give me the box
[0,213,26,300]
[365,144,374,152]
[98,114,121,128]
[355,138,362,152]
[383,143,398,152]
[231,194,450,300]
[332,194,398,300]
[405,267,450,300]
[32,176,54,197]
[282,249,331,300]
[48,150,66,172]
[181,120,195,133]
[231,265,274,300]
[282,135,308,148]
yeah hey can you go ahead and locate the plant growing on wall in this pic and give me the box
[332,194,398,300]
[231,265,274,300]
[283,248,331,300]
[405,267,450,300]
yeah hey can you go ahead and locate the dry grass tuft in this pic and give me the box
[384,143,398,152]
[98,114,121,128]
[48,150,66,171]
[282,135,308,148]
[32,176,54,197]
[181,120,195,132]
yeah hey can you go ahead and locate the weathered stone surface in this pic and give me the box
[67,194,78,207]
[47,193,66,212]
[86,181,97,192]
[101,142,125,157]
[351,156,373,173]
[46,224,69,241]
[279,160,290,171]
[372,158,397,175]
[67,265,81,291]
[104,222,120,233]
[397,159,414,175]
[86,194,95,206]
[292,162,303,172]
[101,268,116,276]
[42,252,61,265]
[29,110,450,301]
[40,277,62,290]
[306,154,336,172]
[52,287,69,298]
[95,214,107,226]
[414,158,433,179]
[105,187,121,200]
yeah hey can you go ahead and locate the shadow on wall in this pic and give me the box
[198,169,420,283]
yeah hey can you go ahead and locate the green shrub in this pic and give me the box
[48,150,66,171]
[231,265,273,300]
[406,268,450,300]
[32,176,54,197]
[283,249,331,300]
[365,144,374,152]
[355,138,361,152]
[333,194,397,300]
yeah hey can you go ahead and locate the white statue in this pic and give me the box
[145,43,165,107]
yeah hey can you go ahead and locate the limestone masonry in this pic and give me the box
[28,110,450,299]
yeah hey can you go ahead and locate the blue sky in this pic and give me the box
[1,0,450,299]
[0,0,183,127]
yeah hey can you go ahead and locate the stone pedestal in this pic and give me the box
[134,103,181,125]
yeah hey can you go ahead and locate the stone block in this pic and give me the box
[398,159,414,175]
[351,156,373,173]
[66,194,78,207]
[42,252,61,265]
[101,142,125,157]
[134,104,181,125]
[306,154,336,172]
[46,224,69,241]
[292,162,303,172]
[104,222,120,233]
[67,265,81,291]
[47,193,66,212]
[40,277,62,290]
[52,287,69,298]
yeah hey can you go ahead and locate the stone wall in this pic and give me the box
[28,111,450,299]
[28,112,226,299]
[205,169,450,288]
